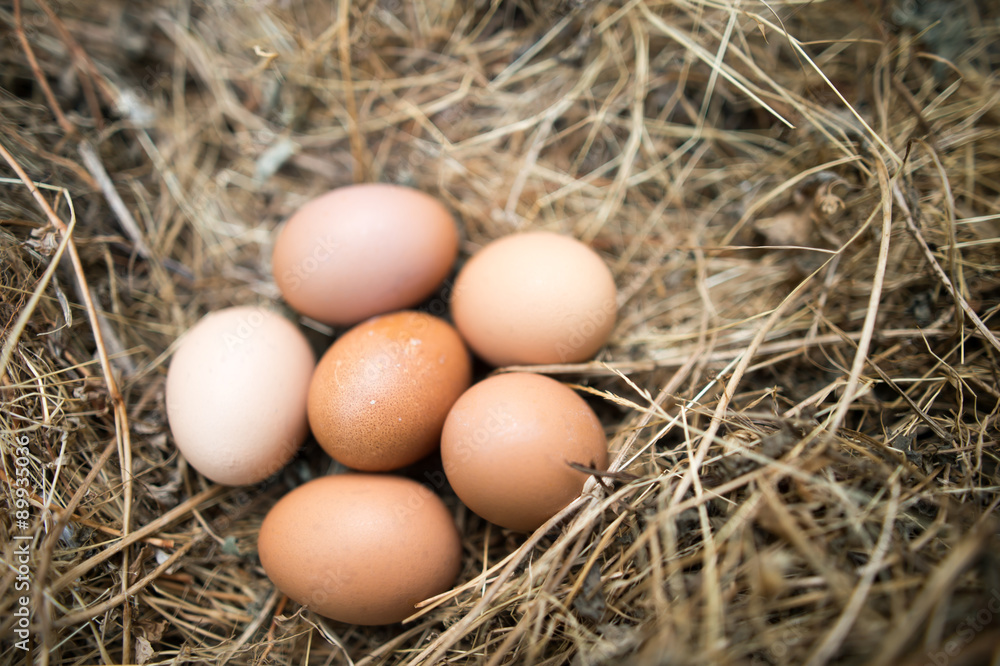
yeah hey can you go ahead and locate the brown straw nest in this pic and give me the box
[2,0,1000,664]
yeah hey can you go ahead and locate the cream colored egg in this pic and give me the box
[166,307,315,485]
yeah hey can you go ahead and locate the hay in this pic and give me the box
[2,0,999,663]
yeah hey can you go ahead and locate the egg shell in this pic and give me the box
[441,372,608,531]
[450,231,617,366]
[257,473,462,625]
[272,183,459,326]
[308,311,472,471]
[165,307,315,485]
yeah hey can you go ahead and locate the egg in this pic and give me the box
[165,307,315,485]
[450,231,617,366]
[272,183,459,326]
[308,311,472,471]
[258,473,462,625]
[440,372,608,531]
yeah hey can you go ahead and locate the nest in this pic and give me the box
[2,0,999,664]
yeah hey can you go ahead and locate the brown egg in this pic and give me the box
[441,372,608,531]
[450,231,617,366]
[272,183,459,326]
[308,311,472,471]
[166,307,315,485]
[258,474,462,625]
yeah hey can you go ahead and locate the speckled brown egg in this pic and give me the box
[258,473,462,625]
[166,307,315,485]
[441,372,608,532]
[272,183,458,326]
[451,231,617,366]
[308,311,472,471]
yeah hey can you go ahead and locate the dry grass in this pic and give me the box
[2,0,1000,664]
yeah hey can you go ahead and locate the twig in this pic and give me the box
[78,141,153,259]
[338,0,369,181]
[894,184,1000,355]
[48,485,224,594]
[0,178,77,381]
[825,153,894,436]
[257,594,287,664]
[866,527,988,665]
[805,473,901,666]
[55,512,176,549]
[668,253,825,506]
[32,0,116,127]
[501,328,951,377]
[862,356,953,442]
[410,498,587,664]
[53,530,210,628]
[13,0,76,138]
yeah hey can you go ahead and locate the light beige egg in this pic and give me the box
[166,306,315,485]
